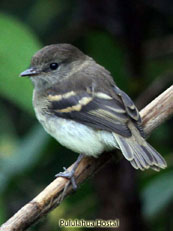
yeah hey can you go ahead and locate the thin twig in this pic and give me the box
[140,85,173,135]
[0,85,173,231]
[135,72,173,109]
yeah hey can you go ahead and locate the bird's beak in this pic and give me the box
[20,67,40,77]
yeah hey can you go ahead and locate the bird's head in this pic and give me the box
[20,44,87,89]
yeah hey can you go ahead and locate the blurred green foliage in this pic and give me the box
[0,1,172,231]
[0,14,41,113]
[86,31,129,90]
[0,124,49,193]
[142,171,173,218]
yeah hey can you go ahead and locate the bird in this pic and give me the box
[20,44,167,188]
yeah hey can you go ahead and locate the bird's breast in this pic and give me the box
[32,90,119,156]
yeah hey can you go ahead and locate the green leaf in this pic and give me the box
[0,124,49,193]
[141,171,173,219]
[0,13,41,113]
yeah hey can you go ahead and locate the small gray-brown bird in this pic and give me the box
[20,44,167,188]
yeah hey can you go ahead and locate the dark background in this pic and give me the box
[0,1,173,230]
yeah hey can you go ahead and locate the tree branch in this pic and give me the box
[0,85,173,231]
[140,85,173,135]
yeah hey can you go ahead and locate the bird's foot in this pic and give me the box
[55,154,84,190]
[56,167,77,190]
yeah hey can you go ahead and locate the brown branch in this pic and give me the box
[1,85,173,231]
[135,72,173,109]
[140,85,173,135]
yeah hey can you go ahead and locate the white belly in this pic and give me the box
[36,112,119,157]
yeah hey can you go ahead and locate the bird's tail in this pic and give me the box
[113,133,167,171]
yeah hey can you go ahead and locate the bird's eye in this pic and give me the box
[49,63,59,70]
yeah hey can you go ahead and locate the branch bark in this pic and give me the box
[1,85,173,231]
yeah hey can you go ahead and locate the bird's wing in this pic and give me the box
[113,86,145,137]
[47,85,144,138]
[47,85,167,171]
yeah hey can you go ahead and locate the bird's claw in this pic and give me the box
[55,167,77,190]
